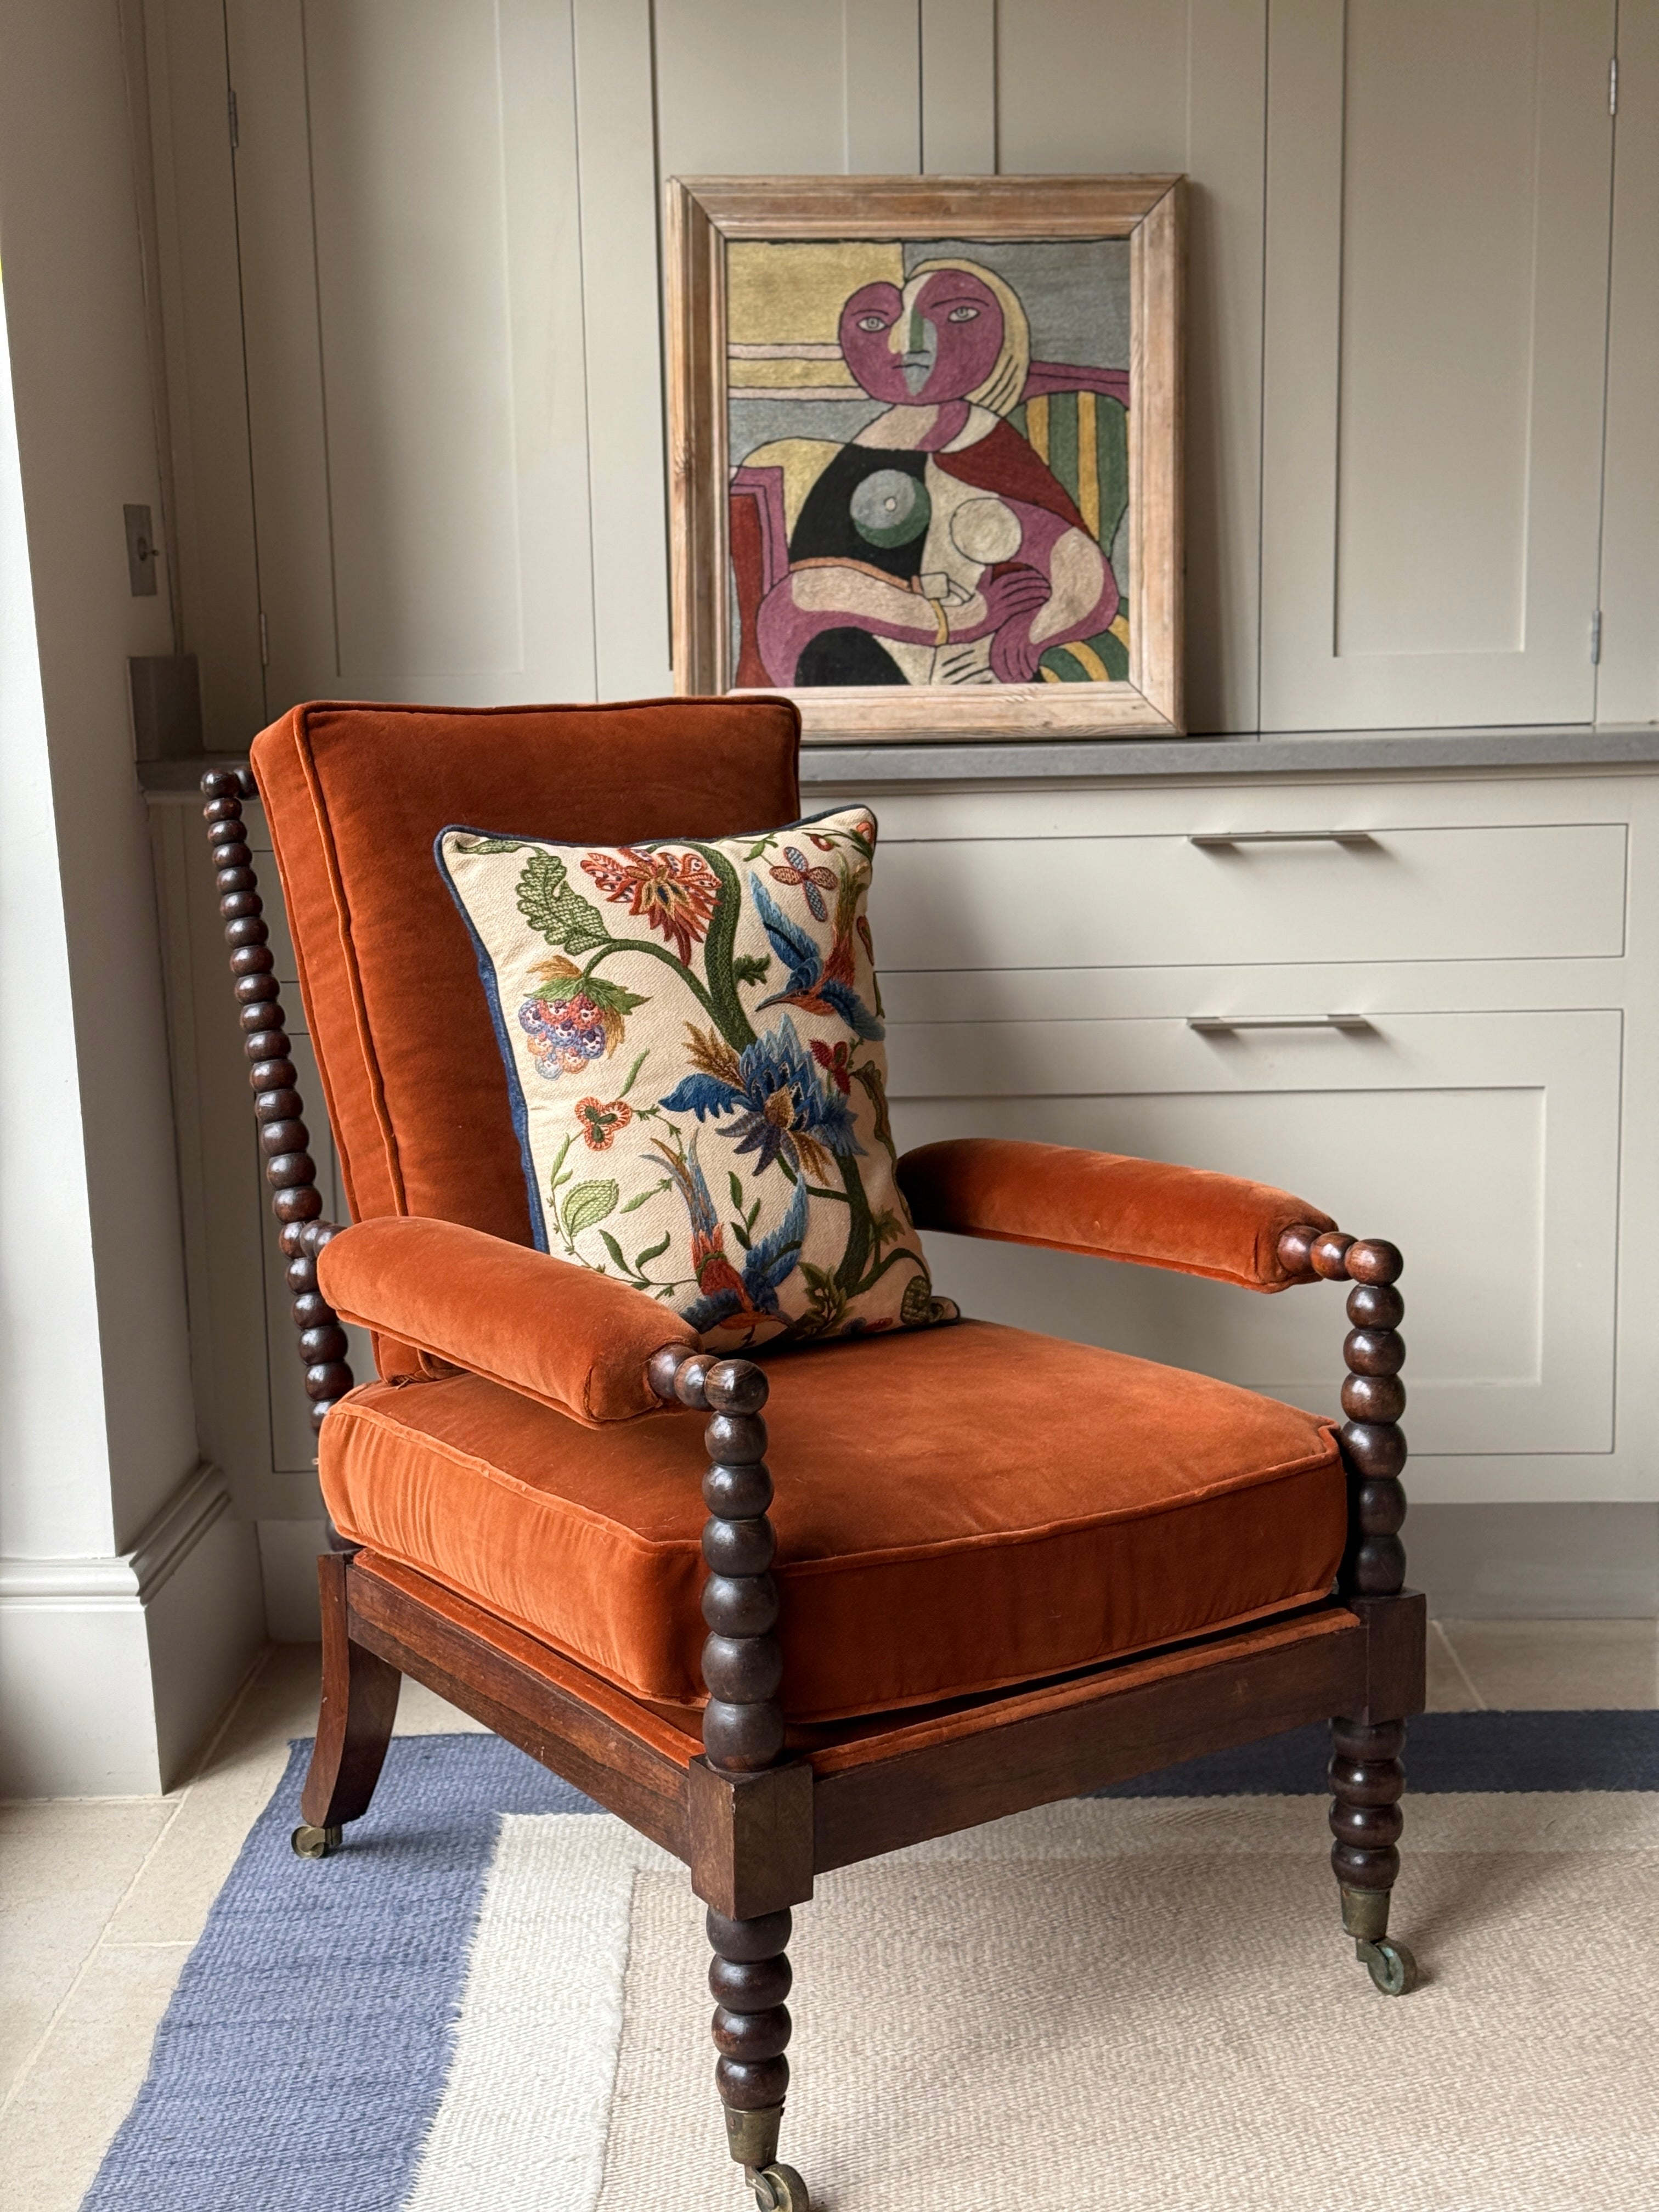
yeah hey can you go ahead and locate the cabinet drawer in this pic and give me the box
[886,1008,1619,1460]
[873,822,1627,969]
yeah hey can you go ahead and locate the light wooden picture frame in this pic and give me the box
[666,174,1185,742]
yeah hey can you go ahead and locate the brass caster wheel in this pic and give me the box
[290,1822,342,1859]
[749,2164,811,2211]
[1357,1937,1418,1996]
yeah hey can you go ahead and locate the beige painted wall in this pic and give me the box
[0,0,261,1792]
[142,0,1657,749]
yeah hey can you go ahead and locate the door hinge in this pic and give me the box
[1610,57,1618,116]
[228,87,240,151]
[1590,610,1602,665]
[259,610,269,667]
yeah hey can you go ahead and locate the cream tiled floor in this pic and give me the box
[0,1647,483,2211]
[3,1621,1654,2208]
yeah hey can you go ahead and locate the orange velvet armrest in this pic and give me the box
[897,1138,1334,1293]
[317,1216,696,1425]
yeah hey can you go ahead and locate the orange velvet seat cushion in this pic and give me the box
[320,1319,1344,1723]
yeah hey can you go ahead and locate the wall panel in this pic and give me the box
[921,0,995,171]
[1261,0,1616,731]
[228,0,597,713]
[1598,0,1659,725]
[142,0,267,747]
[997,0,1268,733]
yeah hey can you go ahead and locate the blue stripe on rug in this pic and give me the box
[83,1736,599,2212]
[1098,1709,1659,1797]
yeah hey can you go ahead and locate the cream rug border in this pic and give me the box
[407,1793,1657,2211]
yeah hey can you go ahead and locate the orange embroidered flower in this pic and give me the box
[575,1096,633,1150]
[580,846,719,965]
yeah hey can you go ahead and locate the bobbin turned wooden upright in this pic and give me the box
[199,701,1427,2212]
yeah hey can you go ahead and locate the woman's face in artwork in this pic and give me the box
[838,268,1006,405]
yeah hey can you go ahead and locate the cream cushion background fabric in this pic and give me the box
[438,806,949,1352]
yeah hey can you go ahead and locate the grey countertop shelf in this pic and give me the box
[138,722,1659,798]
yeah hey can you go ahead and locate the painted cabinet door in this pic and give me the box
[1260,0,1617,731]
[886,1008,1621,1463]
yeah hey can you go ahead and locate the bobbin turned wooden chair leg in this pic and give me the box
[291,1551,402,1859]
[1281,1223,1421,1997]
[708,1905,800,2205]
[648,1345,812,2212]
[1329,1718,1415,1991]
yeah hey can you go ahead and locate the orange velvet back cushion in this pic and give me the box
[250,698,802,1246]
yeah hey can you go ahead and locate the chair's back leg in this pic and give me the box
[1291,1226,1421,1997]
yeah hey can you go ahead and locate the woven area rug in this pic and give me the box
[86,1715,1658,2211]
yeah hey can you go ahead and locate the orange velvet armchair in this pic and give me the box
[200,700,1424,2212]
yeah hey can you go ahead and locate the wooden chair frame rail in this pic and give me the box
[323,1550,1425,1924]
[200,769,1426,2188]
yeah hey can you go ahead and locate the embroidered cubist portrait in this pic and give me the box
[726,237,1131,695]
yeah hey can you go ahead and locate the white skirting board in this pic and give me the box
[1406,1502,1659,1618]
[0,1462,266,1797]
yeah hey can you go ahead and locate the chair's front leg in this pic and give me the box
[1283,1226,1421,1997]
[650,1348,811,2212]
[291,1551,401,1858]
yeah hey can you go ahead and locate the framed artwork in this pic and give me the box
[665,174,1184,742]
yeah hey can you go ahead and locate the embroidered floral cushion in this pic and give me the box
[437,806,954,1353]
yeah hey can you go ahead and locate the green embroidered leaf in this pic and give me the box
[728,1170,744,1210]
[680,842,754,1048]
[633,1233,672,1269]
[562,1178,618,1240]
[617,1049,650,1099]
[851,1059,895,1157]
[731,1220,752,1251]
[741,837,776,862]
[545,1133,574,1199]
[598,1229,629,1272]
[517,851,611,955]
[731,952,771,986]
[456,836,526,854]
[798,1261,848,1334]
[618,1178,669,1215]
[581,975,648,1018]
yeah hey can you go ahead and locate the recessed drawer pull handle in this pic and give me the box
[1188,830,1376,847]
[1188,1014,1374,1034]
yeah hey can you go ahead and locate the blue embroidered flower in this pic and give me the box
[659,1014,861,1182]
